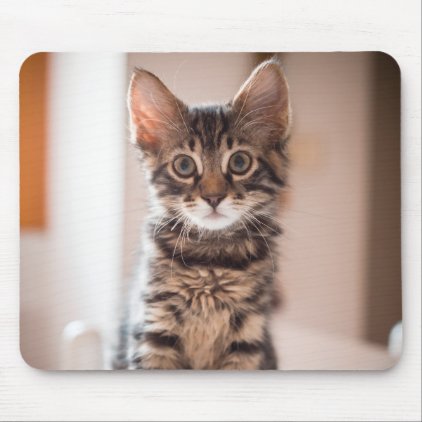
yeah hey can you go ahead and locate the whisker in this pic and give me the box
[153,210,185,239]
[170,212,187,231]
[170,223,184,281]
[245,210,280,235]
[240,220,253,263]
[243,214,275,277]
[179,218,194,269]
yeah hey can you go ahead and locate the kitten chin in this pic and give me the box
[187,212,238,231]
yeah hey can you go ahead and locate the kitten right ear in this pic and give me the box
[128,68,188,152]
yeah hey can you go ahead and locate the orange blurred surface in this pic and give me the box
[20,53,49,229]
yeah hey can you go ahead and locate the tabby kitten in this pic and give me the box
[114,58,291,370]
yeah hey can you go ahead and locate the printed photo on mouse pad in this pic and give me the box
[20,52,402,370]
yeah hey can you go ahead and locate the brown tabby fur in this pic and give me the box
[113,58,291,370]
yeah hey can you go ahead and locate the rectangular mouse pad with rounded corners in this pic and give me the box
[20,52,402,370]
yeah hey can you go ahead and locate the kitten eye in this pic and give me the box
[228,151,252,175]
[173,155,196,178]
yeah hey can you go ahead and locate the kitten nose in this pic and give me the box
[201,193,226,209]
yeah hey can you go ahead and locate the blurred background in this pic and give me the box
[20,52,401,370]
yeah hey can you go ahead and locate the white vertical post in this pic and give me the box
[47,54,126,369]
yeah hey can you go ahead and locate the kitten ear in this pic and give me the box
[128,68,188,152]
[232,59,291,140]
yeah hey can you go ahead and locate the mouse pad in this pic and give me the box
[20,52,402,370]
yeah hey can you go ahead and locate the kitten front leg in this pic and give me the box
[220,340,266,370]
[220,313,278,370]
[130,330,186,369]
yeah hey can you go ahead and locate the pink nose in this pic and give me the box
[201,194,226,208]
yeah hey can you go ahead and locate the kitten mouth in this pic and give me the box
[206,210,226,219]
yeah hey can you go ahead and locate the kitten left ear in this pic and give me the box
[128,68,188,153]
[232,58,291,140]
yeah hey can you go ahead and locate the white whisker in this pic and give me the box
[243,213,275,277]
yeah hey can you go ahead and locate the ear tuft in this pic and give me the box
[128,68,188,152]
[232,58,291,140]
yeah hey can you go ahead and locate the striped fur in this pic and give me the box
[113,59,291,370]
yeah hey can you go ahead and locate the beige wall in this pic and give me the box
[277,53,401,343]
[279,53,374,339]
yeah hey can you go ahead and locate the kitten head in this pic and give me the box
[128,59,291,232]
